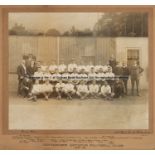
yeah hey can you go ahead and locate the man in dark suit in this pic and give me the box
[109,55,117,71]
[130,61,144,96]
[122,62,130,95]
[27,60,37,77]
[113,78,125,98]
[113,62,123,77]
[17,59,27,95]
[20,76,33,97]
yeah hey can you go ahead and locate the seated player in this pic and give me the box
[76,81,89,99]
[77,60,87,73]
[86,61,94,73]
[88,67,97,81]
[94,61,104,73]
[78,68,88,82]
[61,68,69,83]
[58,60,67,73]
[49,60,58,74]
[113,78,125,98]
[100,81,113,100]
[88,80,99,98]
[105,67,115,90]
[35,61,41,69]
[106,62,113,72]
[69,67,79,85]
[106,66,114,77]
[63,80,76,100]
[40,61,48,72]
[102,64,109,73]
[42,79,53,100]
[68,59,77,73]
[96,67,105,84]
[55,80,65,99]
[29,79,42,101]
[33,67,44,81]
[42,68,51,82]
[52,68,61,83]
[20,76,32,98]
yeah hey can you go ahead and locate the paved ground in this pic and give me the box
[8,74,149,130]
[9,90,149,130]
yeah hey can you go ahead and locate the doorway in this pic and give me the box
[127,48,140,67]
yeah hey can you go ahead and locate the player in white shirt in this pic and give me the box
[94,61,104,73]
[78,68,88,82]
[69,68,79,85]
[35,61,41,68]
[96,68,105,83]
[102,65,109,73]
[42,68,51,82]
[40,62,48,72]
[61,68,69,82]
[52,68,61,82]
[63,81,76,100]
[100,81,113,100]
[89,80,99,98]
[105,68,115,79]
[77,60,87,73]
[29,80,42,101]
[106,62,113,73]
[95,65,103,73]
[42,80,54,100]
[55,80,66,99]
[76,81,89,99]
[77,65,86,73]
[49,60,58,74]
[58,60,67,73]
[88,67,97,82]
[68,59,78,73]
[33,67,44,81]
[86,62,94,73]
[105,67,115,90]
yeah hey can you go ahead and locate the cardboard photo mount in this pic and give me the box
[0,5,155,150]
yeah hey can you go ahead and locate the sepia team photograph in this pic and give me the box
[8,12,149,130]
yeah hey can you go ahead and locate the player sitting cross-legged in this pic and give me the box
[29,79,42,101]
[42,79,54,100]
[76,80,89,100]
[88,80,99,98]
[63,80,76,100]
[55,79,65,100]
[100,80,113,100]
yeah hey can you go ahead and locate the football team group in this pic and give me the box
[17,54,144,101]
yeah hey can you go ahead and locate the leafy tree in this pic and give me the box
[45,29,61,36]
[9,30,17,35]
[9,23,28,35]
[93,13,148,37]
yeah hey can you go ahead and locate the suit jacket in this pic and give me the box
[17,64,27,80]
[114,80,125,93]
[27,66,37,76]
[109,59,117,69]
[122,66,130,80]
[21,78,33,91]
[130,65,144,78]
[113,66,123,76]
